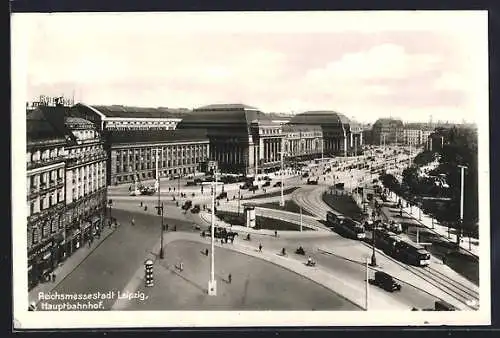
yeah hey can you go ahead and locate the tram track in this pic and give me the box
[294,183,480,311]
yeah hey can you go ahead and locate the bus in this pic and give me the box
[393,238,431,267]
[327,212,365,240]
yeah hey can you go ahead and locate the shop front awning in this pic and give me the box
[43,252,51,260]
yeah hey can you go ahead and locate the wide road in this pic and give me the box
[120,240,360,311]
[37,208,196,311]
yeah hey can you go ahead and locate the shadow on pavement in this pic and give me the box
[163,265,207,294]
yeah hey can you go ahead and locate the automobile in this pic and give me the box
[369,271,402,292]
[263,181,271,187]
[216,191,228,200]
[302,172,309,178]
[307,178,319,185]
[191,205,201,214]
[186,180,197,186]
[263,176,271,181]
[248,185,258,192]
[273,181,282,187]
[387,221,402,234]
[182,200,193,210]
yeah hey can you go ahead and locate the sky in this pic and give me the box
[12,11,488,124]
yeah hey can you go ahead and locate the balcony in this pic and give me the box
[27,157,64,171]
[28,187,39,199]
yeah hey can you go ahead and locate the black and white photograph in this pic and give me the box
[11,11,490,328]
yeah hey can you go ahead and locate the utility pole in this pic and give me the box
[155,148,164,259]
[278,140,285,207]
[237,186,241,216]
[300,206,303,232]
[458,165,467,247]
[202,171,222,296]
[365,257,369,311]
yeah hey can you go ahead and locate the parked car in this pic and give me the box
[263,181,271,187]
[273,182,282,187]
[191,205,201,214]
[369,271,402,292]
[302,172,309,178]
[248,185,258,192]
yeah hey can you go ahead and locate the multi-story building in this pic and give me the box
[371,118,404,145]
[403,123,435,146]
[26,104,108,290]
[107,129,210,185]
[178,104,285,175]
[26,106,68,289]
[282,124,323,160]
[63,116,107,258]
[288,111,363,156]
[70,104,187,185]
[71,104,184,132]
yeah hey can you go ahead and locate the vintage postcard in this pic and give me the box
[11,11,490,329]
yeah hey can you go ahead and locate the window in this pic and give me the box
[32,228,38,245]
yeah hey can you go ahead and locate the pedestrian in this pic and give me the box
[88,239,91,248]
[259,243,262,252]
[169,187,171,192]
[51,273,56,283]
[129,186,131,192]
[179,261,184,272]
[228,273,232,284]
[275,230,278,238]
[144,206,148,211]
[131,218,135,226]
[140,201,143,207]
[205,248,209,256]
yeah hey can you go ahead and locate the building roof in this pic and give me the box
[107,129,209,146]
[90,105,188,118]
[179,103,271,126]
[27,106,70,144]
[373,118,404,128]
[195,103,259,111]
[288,111,352,127]
[282,124,323,133]
[65,116,95,127]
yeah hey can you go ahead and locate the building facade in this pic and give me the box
[282,124,323,160]
[178,104,283,175]
[26,105,108,290]
[63,117,107,259]
[403,123,435,146]
[371,118,404,145]
[288,111,363,156]
[108,129,210,185]
[26,107,68,289]
[70,104,187,185]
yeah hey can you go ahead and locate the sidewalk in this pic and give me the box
[28,223,118,305]
[385,192,479,258]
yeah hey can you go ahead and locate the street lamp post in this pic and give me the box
[202,171,223,296]
[365,256,370,311]
[458,165,467,247]
[237,186,241,216]
[155,148,164,259]
[278,140,286,207]
[370,227,377,267]
[300,206,303,232]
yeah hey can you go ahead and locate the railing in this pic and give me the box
[27,157,64,170]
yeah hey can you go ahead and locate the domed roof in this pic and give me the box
[288,110,351,126]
